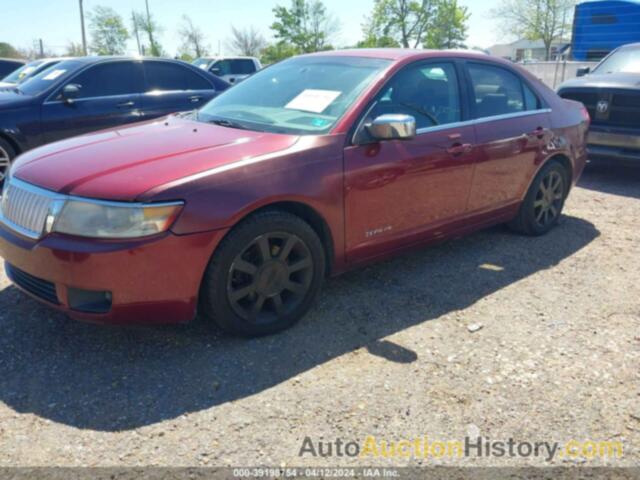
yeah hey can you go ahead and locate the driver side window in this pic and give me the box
[368,62,461,130]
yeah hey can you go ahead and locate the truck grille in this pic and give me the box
[0,178,57,239]
[559,89,640,128]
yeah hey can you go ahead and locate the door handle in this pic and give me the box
[189,95,203,103]
[447,143,473,157]
[116,101,135,108]
[527,127,547,139]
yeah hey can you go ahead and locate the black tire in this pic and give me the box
[0,137,16,185]
[200,210,326,336]
[508,160,570,236]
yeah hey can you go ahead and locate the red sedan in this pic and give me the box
[0,50,589,336]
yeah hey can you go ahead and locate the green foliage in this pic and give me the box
[492,0,575,60]
[65,42,85,57]
[260,42,299,65]
[89,6,129,55]
[368,0,437,48]
[0,42,21,59]
[424,0,470,49]
[270,0,339,53]
[132,9,164,56]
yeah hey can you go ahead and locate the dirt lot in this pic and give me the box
[0,163,638,469]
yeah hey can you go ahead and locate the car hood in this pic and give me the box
[0,89,33,108]
[559,72,640,90]
[12,115,300,201]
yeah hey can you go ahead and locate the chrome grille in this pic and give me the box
[0,178,57,239]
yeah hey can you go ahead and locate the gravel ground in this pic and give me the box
[0,163,638,469]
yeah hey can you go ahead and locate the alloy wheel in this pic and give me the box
[0,146,10,183]
[226,232,314,324]
[533,170,564,228]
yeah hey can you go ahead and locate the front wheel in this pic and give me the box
[200,210,326,336]
[508,160,569,236]
[0,138,16,184]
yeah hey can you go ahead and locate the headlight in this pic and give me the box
[51,199,183,239]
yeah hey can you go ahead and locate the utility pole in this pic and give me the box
[145,0,157,56]
[132,11,142,55]
[38,39,44,58]
[79,0,88,55]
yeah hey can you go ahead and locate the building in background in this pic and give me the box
[488,39,570,62]
[572,0,640,61]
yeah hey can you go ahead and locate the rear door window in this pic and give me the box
[467,63,539,118]
[144,61,212,92]
[67,61,144,99]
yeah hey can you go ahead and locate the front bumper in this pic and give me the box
[587,128,640,164]
[0,224,226,324]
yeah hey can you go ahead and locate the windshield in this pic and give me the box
[593,46,640,74]
[197,55,390,135]
[193,58,213,69]
[18,60,82,96]
[2,60,45,84]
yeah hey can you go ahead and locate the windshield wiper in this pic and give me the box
[205,117,250,130]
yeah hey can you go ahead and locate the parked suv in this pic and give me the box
[558,43,640,165]
[193,56,261,83]
[0,50,589,335]
[0,56,229,181]
[0,58,25,79]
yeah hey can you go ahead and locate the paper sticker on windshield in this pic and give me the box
[285,89,341,113]
[42,69,67,81]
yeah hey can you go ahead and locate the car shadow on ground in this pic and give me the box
[0,215,599,432]
[578,161,640,199]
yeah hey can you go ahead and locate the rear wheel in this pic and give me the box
[0,138,16,184]
[508,160,569,236]
[200,210,325,336]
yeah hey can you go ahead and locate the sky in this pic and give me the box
[2,0,507,57]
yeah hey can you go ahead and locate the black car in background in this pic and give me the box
[0,58,25,78]
[558,43,640,165]
[0,56,229,181]
[0,58,67,88]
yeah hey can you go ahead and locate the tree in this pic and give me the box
[89,6,129,55]
[260,42,299,65]
[492,0,575,60]
[356,16,401,48]
[132,8,164,56]
[368,0,437,48]
[424,0,470,49]
[228,26,266,57]
[0,43,21,59]
[271,0,339,53]
[179,15,209,58]
[65,42,85,57]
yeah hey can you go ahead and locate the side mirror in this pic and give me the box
[576,67,590,77]
[61,84,80,103]
[366,114,416,141]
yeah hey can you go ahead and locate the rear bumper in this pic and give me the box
[587,128,640,164]
[0,224,227,325]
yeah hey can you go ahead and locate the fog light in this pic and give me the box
[67,287,112,313]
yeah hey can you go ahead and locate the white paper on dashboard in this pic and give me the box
[285,89,341,113]
[42,69,67,81]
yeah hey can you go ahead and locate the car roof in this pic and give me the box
[303,48,520,70]
[62,56,194,65]
[0,58,25,64]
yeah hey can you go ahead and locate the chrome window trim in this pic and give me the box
[0,176,183,240]
[415,108,552,135]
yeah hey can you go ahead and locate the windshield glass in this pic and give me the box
[18,60,82,96]
[192,58,213,69]
[2,60,44,84]
[197,55,391,135]
[593,46,640,74]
